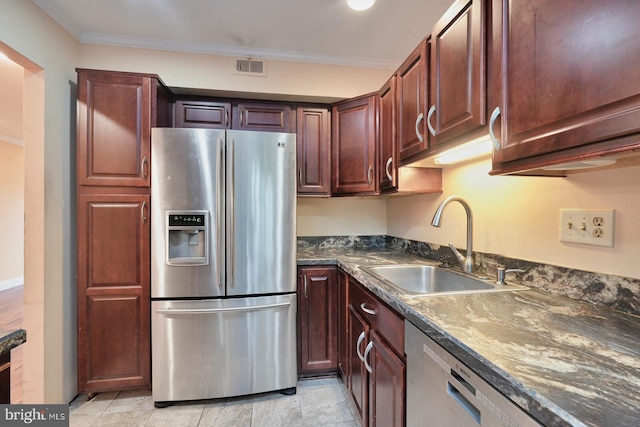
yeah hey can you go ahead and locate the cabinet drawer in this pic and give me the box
[349,277,404,356]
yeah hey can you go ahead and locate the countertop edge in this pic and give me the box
[0,328,27,357]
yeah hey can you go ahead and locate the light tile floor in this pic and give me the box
[70,377,359,427]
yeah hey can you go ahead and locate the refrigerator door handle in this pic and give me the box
[155,301,291,315]
[216,139,224,290]
[226,138,235,288]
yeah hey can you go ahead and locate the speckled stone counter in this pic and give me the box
[298,247,640,427]
[0,329,26,356]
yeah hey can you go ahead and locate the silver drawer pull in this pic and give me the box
[356,331,366,362]
[364,341,374,373]
[489,106,501,150]
[427,105,437,136]
[360,303,376,315]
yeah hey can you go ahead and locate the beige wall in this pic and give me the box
[297,198,387,236]
[1,0,79,404]
[387,158,640,280]
[0,140,24,284]
[78,44,392,100]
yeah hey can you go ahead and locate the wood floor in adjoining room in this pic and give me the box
[0,285,24,404]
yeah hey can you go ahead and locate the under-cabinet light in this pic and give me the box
[434,135,493,165]
[347,0,375,11]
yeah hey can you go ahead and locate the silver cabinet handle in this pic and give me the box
[356,331,366,362]
[364,341,374,374]
[415,112,424,142]
[304,275,308,298]
[489,106,501,150]
[140,200,148,224]
[385,157,393,182]
[141,156,149,180]
[298,169,303,187]
[156,301,291,315]
[427,105,437,136]
[240,109,243,126]
[225,110,229,128]
[360,303,376,315]
[216,139,224,289]
[367,165,373,186]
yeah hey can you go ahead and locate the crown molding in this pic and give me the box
[79,32,399,70]
[33,0,81,39]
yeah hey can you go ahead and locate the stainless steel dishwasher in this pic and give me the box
[405,321,541,427]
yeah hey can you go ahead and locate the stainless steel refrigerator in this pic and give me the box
[150,128,297,406]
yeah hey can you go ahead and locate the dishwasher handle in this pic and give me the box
[156,301,290,315]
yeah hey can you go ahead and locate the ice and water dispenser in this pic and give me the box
[166,211,209,265]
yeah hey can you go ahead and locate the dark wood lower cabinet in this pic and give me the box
[0,352,9,403]
[297,266,338,376]
[346,277,406,427]
[369,331,406,427]
[77,192,151,393]
[348,305,369,423]
[337,269,349,380]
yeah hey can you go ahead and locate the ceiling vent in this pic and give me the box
[235,58,267,77]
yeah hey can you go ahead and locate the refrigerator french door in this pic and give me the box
[150,128,297,405]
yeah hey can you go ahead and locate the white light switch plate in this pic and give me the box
[559,209,615,247]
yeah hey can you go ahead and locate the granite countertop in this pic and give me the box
[298,247,640,427]
[0,328,26,357]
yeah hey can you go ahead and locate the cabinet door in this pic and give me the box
[348,305,370,424]
[368,331,406,427]
[77,70,152,187]
[174,99,231,128]
[430,0,486,148]
[491,0,640,173]
[298,267,338,375]
[396,40,429,163]
[296,107,331,195]
[379,77,396,192]
[77,192,151,392]
[337,270,349,380]
[332,95,378,195]
[235,102,293,132]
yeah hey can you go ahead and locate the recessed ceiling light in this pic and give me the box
[347,0,375,11]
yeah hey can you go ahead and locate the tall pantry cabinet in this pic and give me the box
[76,69,172,393]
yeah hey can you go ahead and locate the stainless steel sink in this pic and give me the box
[360,264,529,296]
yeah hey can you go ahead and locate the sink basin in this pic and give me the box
[360,264,528,296]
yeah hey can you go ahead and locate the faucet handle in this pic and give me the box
[496,267,525,285]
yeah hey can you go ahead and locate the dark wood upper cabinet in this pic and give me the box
[379,77,397,192]
[296,106,331,196]
[234,102,294,132]
[332,94,378,195]
[490,0,640,174]
[76,69,171,187]
[396,40,429,164]
[174,99,230,129]
[429,0,486,150]
[379,76,444,195]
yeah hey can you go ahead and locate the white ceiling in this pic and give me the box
[34,0,454,70]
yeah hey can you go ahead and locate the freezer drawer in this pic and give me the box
[152,294,297,403]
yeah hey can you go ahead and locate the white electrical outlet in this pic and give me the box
[559,209,615,247]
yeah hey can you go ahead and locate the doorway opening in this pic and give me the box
[0,42,46,404]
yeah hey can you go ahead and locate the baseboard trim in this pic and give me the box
[0,277,24,292]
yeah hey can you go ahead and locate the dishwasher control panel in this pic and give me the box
[405,321,541,427]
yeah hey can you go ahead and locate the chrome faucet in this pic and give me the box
[431,196,474,274]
